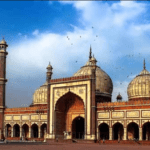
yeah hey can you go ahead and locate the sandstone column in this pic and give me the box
[20,126,22,138]
[123,128,127,140]
[11,127,13,137]
[29,127,31,138]
[38,126,41,138]
[139,127,142,141]
[109,127,112,140]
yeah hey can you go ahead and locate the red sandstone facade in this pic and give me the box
[1,39,150,143]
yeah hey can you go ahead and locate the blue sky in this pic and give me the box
[1,1,150,107]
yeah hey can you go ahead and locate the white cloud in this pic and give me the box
[32,29,39,36]
[7,1,150,105]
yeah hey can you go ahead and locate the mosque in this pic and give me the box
[0,38,150,142]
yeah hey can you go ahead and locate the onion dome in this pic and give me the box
[33,82,48,105]
[127,59,150,101]
[73,47,113,97]
[0,38,6,44]
[116,93,122,101]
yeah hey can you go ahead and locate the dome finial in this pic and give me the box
[144,59,146,70]
[89,45,92,60]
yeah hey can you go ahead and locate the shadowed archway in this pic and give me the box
[143,122,150,140]
[22,124,29,138]
[55,91,85,139]
[72,116,84,139]
[113,123,124,140]
[41,123,47,138]
[6,124,11,137]
[31,124,38,138]
[13,124,20,137]
[127,122,139,140]
[99,123,109,140]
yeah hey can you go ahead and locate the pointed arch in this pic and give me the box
[31,123,38,138]
[127,122,139,140]
[98,123,109,140]
[55,91,85,110]
[5,124,11,137]
[22,124,29,138]
[112,122,124,140]
[40,123,47,138]
[13,124,20,137]
[55,91,85,139]
[142,122,150,140]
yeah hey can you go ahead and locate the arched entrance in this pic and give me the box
[31,124,38,138]
[72,116,84,139]
[127,122,139,140]
[99,123,109,140]
[113,123,124,140]
[55,92,85,139]
[143,122,150,140]
[22,124,29,138]
[13,124,20,137]
[41,124,47,138]
[6,124,11,137]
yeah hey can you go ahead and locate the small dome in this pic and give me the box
[0,38,6,44]
[90,56,97,62]
[127,60,150,101]
[33,82,47,105]
[73,58,113,97]
[116,93,122,101]
[46,62,53,70]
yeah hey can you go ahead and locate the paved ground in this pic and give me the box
[0,143,150,150]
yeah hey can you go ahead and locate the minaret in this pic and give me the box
[46,62,53,82]
[46,62,53,135]
[90,54,97,140]
[0,38,8,139]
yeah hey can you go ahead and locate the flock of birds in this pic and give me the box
[64,26,145,89]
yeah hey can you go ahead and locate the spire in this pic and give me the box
[144,59,146,70]
[89,45,92,59]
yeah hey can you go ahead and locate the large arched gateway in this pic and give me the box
[55,92,85,139]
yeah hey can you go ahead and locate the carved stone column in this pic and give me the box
[38,126,41,138]
[29,127,31,138]
[139,127,142,141]
[20,126,22,138]
[109,127,112,140]
[123,128,127,140]
[97,127,99,140]
[11,127,13,137]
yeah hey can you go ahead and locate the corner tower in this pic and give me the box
[0,38,8,139]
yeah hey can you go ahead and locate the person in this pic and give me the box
[103,138,105,144]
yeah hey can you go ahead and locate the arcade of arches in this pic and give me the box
[98,122,150,141]
[55,92,85,139]
[2,40,150,142]
[5,123,47,139]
